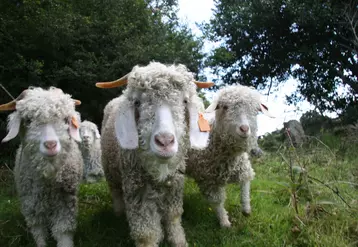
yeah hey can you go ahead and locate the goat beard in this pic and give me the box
[139,152,182,182]
[22,142,63,179]
[212,131,250,153]
[32,155,63,179]
[40,162,62,179]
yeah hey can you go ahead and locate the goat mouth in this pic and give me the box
[41,145,60,157]
[150,138,178,160]
[236,128,250,138]
[238,133,249,138]
[43,150,59,157]
[153,150,176,160]
[82,142,90,147]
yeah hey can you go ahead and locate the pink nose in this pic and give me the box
[154,133,175,148]
[239,125,249,133]
[44,140,57,150]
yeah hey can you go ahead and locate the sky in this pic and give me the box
[176,0,318,136]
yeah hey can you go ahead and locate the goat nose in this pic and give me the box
[44,140,57,150]
[239,125,249,133]
[154,133,175,147]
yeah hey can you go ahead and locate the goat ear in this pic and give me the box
[94,128,101,139]
[205,96,219,113]
[2,112,21,142]
[259,102,275,118]
[188,103,210,150]
[203,111,216,125]
[69,116,82,142]
[114,100,138,149]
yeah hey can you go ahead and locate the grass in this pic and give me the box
[0,134,358,247]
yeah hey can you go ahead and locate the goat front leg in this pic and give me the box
[228,153,255,217]
[122,181,163,247]
[240,180,251,216]
[50,193,78,247]
[19,189,48,247]
[111,188,125,217]
[199,184,231,228]
[126,200,163,247]
[29,225,48,247]
[163,174,188,247]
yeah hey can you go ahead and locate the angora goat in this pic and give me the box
[79,120,104,183]
[186,84,274,228]
[0,87,83,247]
[96,61,213,247]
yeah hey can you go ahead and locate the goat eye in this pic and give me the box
[183,99,188,104]
[223,105,228,110]
[134,99,140,107]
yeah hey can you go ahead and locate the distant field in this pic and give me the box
[1,135,357,247]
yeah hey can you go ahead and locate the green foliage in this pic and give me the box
[0,0,205,164]
[1,132,357,246]
[299,110,335,136]
[203,0,358,117]
[340,103,358,125]
[258,129,285,151]
[197,91,211,108]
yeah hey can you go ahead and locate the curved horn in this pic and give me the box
[95,74,129,89]
[73,99,81,106]
[0,89,28,111]
[194,81,214,88]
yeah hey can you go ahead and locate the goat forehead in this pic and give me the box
[81,122,96,129]
[219,83,259,96]
[130,89,188,104]
[128,63,196,91]
[15,90,76,121]
[18,103,73,121]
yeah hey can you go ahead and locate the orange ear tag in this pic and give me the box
[71,116,79,129]
[198,113,211,132]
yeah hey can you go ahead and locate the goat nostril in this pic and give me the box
[154,133,175,147]
[154,135,164,147]
[44,141,57,149]
[239,125,249,133]
[154,135,163,147]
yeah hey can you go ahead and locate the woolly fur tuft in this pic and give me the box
[14,86,79,125]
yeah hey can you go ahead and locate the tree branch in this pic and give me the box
[343,0,358,51]
[0,84,15,100]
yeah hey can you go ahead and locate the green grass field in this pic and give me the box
[1,135,357,247]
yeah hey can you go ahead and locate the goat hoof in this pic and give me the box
[220,220,232,228]
[242,211,251,217]
[175,241,188,247]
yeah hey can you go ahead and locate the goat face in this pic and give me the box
[1,87,81,157]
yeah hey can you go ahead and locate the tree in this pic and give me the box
[0,0,205,122]
[0,0,205,164]
[203,0,358,119]
[343,0,358,51]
